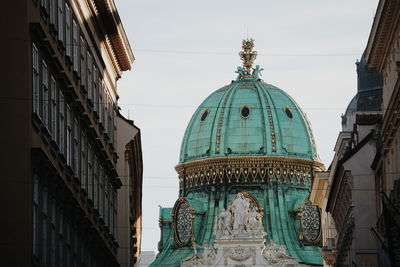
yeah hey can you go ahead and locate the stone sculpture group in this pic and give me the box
[215,192,264,239]
[181,192,299,267]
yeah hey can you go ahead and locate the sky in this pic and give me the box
[113,0,378,253]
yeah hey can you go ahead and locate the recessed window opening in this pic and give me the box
[200,109,209,122]
[285,106,293,119]
[241,105,250,118]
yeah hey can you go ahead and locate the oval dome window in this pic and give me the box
[285,106,293,119]
[200,109,209,121]
[240,105,250,118]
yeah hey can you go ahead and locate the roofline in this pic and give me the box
[326,131,374,212]
[117,111,140,131]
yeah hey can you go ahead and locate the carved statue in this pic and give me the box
[181,193,299,267]
[235,66,246,80]
[197,241,217,264]
[262,240,297,265]
[217,207,233,236]
[246,206,261,231]
[231,192,248,233]
[252,65,264,79]
[181,241,217,266]
[215,192,265,239]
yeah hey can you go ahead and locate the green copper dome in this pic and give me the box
[151,40,324,267]
[179,75,319,163]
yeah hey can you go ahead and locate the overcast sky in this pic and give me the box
[113,0,378,252]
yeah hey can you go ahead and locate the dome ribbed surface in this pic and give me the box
[179,77,319,163]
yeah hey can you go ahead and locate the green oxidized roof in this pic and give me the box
[179,76,319,163]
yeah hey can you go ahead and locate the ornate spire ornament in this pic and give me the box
[239,39,258,74]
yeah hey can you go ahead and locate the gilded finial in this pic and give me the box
[239,39,257,74]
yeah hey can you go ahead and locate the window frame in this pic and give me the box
[72,19,78,72]
[57,0,64,43]
[42,60,49,129]
[50,76,57,140]
[32,43,40,116]
[65,3,71,57]
[59,91,65,154]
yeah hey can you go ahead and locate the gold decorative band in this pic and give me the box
[175,156,324,190]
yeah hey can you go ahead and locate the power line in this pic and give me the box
[134,48,362,57]
[0,36,368,57]
[0,95,393,111]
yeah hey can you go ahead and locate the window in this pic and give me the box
[59,91,65,154]
[113,191,117,236]
[50,76,57,139]
[108,98,113,139]
[87,52,92,100]
[104,92,109,133]
[94,156,99,210]
[66,105,72,166]
[99,82,103,124]
[42,60,49,128]
[88,144,93,200]
[80,36,86,87]
[104,178,109,227]
[113,110,117,146]
[65,4,71,57]
[42,187,49,266]
[33,175,39,257]
[41,0,47,10]
[50,198,56,266]
[58,210,64,267]
[108,185,113,230]
[73,119,79,174]
[66,220,71,267]
[99,165,104,216]
[284,106,293,119]
[72,20,78,71]
[32,43,40,115]
[49,0,55,25]
[240,105,250,118]
[80,130,86,190]
[57,0,64,43]
[93,66,98,111]
[200,109,209,122]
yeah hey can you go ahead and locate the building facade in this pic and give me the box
[0,0,141,266]
[311,56,383,266]
[365,0,400,265]
[116,114,143,266]
[150,40,324,267]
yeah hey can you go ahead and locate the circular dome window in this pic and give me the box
[285,106,293,119]
[240,105,250,118]
[200,109,209,122]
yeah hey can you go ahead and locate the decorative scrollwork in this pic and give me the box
[173,198,194,246]
[299,198,322,244]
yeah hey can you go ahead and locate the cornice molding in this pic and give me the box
[176,156,324,170]
[90,0,134,73]
[365,0,400,71]
[175,156,324,190]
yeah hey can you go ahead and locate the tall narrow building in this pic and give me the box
[150,40,324,266]
[0,0,141,266]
